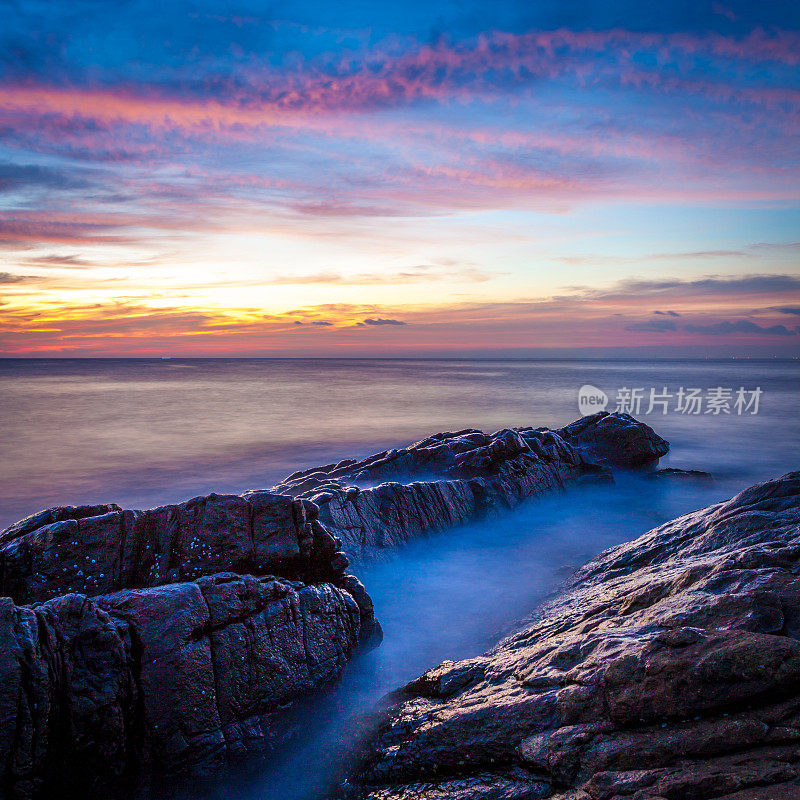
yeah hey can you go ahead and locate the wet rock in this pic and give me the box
[0,574,362,798]
[644,467,713,482]
[347,471,800,800]
[0,492,381,797]
[275,414,667,559]
[0,412,668,797]
[0,491,359,609]
[555,412,669,468]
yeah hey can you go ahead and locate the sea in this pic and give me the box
[0,357,798,799]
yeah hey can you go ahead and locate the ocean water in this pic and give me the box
[1,358,797,530]
[1,358,798,799]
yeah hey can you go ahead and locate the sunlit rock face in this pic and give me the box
[346,471,800,800]
[274,412,669,559]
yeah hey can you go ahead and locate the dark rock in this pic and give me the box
[644,467,713,482]
[556,412,669,468]
[0,491,358,608]
[0,413,668,797]
[0,574,362,798]
[275,413,667,559]
[0,491,381,797]
[347,471,800,800]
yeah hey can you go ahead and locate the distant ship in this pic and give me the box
[161,355,172,360]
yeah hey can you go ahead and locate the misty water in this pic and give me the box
[1,358,798,799]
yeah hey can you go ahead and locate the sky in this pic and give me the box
[0,0,799,357]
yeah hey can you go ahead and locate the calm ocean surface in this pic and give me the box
[1,358,798,799]
[1,358,797,529]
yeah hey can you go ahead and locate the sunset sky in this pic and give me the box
[1,0,799,357]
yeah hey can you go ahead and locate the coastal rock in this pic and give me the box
[0,491,352,606]
[555,412,669,468]
[0,492,380,797]
[0,573,362,798]
[275,413,668,558]
[347,471,800,800]
[0,413,667,796]
[644,467,713,482]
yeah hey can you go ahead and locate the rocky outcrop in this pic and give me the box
[347,471,800,800]
[0,412,668,797]
[0,491,350,604]
[0,491,381,798]
[275,413,668,558]
[0,573,362,799]
[556,412,670,468]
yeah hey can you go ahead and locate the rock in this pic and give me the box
[275,414,667,559]
[0,574,362,798]
[0,490,362,609]
[555,412,669,468]
[0,413,668,797]
[0,491,381,797]
[644,468,713,482]
[347,471,800,800]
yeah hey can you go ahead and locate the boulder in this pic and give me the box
[347,471,800,800]
[555,412,669,468]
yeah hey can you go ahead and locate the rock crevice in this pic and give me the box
[0,412,670,797]
[347,471,800,800]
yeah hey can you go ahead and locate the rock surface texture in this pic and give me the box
[0,491,379,799]
[275,412,669,559]
[347,471,800,800]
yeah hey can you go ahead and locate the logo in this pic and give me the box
[578,384,608,415]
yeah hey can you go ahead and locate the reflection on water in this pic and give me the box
[1,358,798,800]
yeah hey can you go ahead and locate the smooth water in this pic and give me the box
[1,358,798,799]
[1,358,797,529]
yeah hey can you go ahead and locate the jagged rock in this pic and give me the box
[555,412,669,468]
[644,468,713,482]
[347,471,800,800]
[0,491,353,605]
[0,413,669,797]
[0,492,380,798]
[275,413,667,559]
[0,573,362,798]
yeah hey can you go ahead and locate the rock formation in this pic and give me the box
[346,470,800,800]
[275,412,669,559]
[0,412,669,798]
[0,491,380,799]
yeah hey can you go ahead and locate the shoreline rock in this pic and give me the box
[0,412,669,797]
[275,412,668,559]
[0,573,363,798]
[345,470,800,800]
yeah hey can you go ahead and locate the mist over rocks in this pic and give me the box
[345,471,800,800]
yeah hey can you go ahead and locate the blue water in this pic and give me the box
[1,358,798,799]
